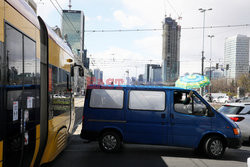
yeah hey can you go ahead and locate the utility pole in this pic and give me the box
[68,0,72,10]
[208,35,214,101]
[199,8,212,96]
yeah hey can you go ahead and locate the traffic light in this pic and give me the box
[216,63,219,69]
[226,64,229,70]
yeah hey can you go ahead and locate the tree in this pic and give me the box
[237,73,250,93]
[211,78,237,96]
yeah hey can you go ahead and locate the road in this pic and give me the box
[46,124,250,167]
[73,97,85,126]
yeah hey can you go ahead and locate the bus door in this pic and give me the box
[3,23,38,167]
[0,26,4,167]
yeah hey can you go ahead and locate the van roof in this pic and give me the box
[87,84,192,91]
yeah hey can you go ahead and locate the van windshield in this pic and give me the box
[218,105,244,115]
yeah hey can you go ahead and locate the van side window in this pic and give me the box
[90,89,124,109]
[129,90,165,111]
[174,91,208,116]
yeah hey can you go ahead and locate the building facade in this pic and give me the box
[94,69,103,84]
[224,34,249,80]
[61,10,85,59]
[61,9,87,93]
[162,17,181,85]
[144,64,162,83]
[149,65,162,82]
[205,66,224,79]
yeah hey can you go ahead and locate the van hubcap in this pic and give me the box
[210,140,223,156]
[102,135,117,150]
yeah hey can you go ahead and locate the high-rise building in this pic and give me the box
[149,65,162,82]
[100,71,103,82]
[205,67,224,79]
[94,69,103,84]
[82,49,89,69]
[224,34,249,80]
[61,10,85,59]
[61,9,88,92]
[162,17,181,85]
[144,64,162,83]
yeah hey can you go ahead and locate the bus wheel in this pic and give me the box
[99,131,121,153]
[204,136,225,159]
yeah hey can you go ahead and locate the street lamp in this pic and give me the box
[208,34,214,101]
[199,8,212,96]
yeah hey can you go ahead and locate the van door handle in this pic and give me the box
[161,113,166,118]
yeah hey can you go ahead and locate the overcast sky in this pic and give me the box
[37,0,250,81]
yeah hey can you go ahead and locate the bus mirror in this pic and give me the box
[71,66,74,76]
[79,67,84,77]
[71,63,84,77]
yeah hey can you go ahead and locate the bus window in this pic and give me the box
[24,36,36,84]
[6,24,23,85]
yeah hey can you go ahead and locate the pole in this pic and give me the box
[199,8,212,96]
[208,35,214,101]
[69,0,72,10]
[201,11,205,76]
[201,11,205,96]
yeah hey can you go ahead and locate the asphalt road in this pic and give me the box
[45,124,250,167]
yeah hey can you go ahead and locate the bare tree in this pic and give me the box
[237,73,250,93]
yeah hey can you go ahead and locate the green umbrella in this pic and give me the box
[175,74,210,89]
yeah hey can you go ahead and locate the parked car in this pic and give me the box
[218,103,250,142]
[239,97,250,103]
[80,85,241,159]
[203,93,213,102]
[213,96,230,103]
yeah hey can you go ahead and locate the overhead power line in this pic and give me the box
[85,24,250,33]
[165,0,180,18]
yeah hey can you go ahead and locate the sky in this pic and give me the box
[37,0,250,82]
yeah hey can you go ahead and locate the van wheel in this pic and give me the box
[204,136,225,159]
[99,131,121,153]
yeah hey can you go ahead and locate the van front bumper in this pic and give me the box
[227,138,242,149]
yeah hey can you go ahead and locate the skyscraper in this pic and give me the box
[94,69,103,84]
[61,10,85,58]
[162,17,181,85]
[61,9,86,93]
[149,65,162,82]
[224,34,249,80]
[144,64,161,83]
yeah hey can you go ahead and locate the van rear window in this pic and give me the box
[89,89,124,109]
[129,90,165,111]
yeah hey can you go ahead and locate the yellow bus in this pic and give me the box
[0,0,83,166]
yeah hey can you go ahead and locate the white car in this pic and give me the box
[218,103,250,142]
[214,96,230,103]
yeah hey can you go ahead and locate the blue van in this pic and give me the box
[80,85,241,158]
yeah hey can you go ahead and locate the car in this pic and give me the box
[239,97,250,103]
[213,96,230,103]
[218,103,250,142]
[218,96,230,103]
[81,85,241,159]
[203,93,213,102]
